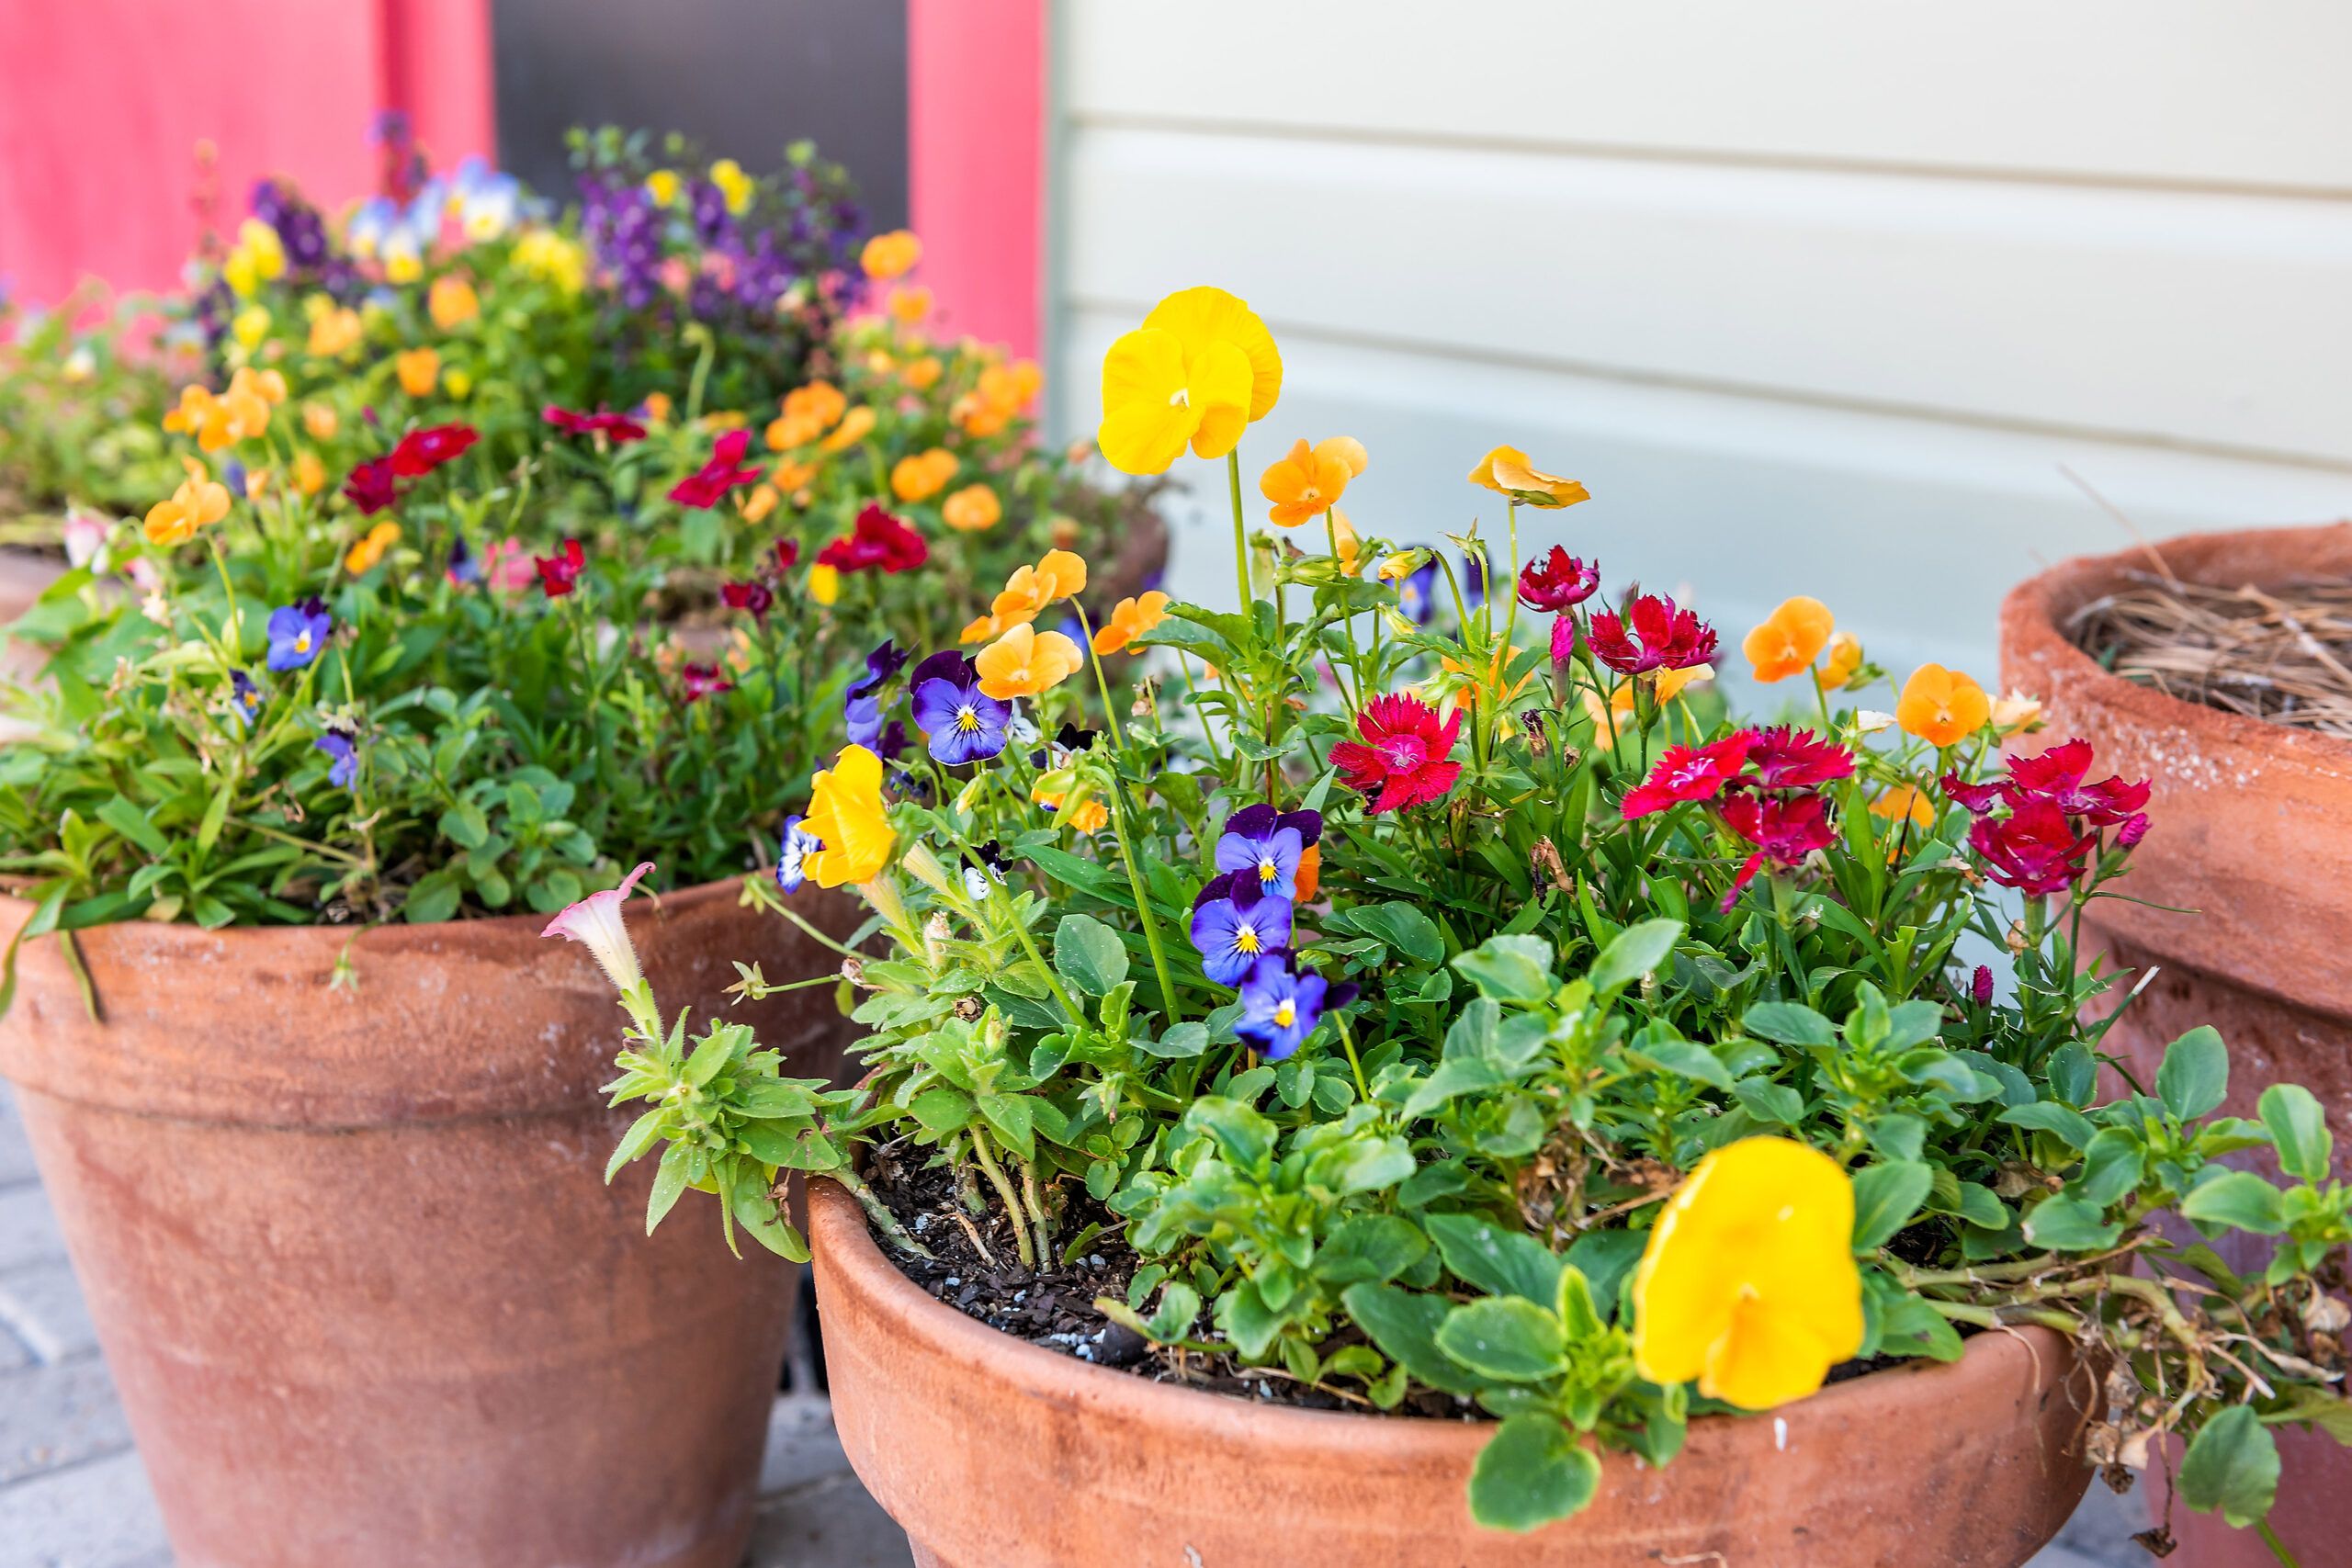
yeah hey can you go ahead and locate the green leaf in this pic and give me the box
[908,1086,974,1136]
[1335,1135,1415,1196]
[2077,1128,2145,1207]
[1340,1282,1482,1395]
[605,1109,666,1183]
[1997,1101,2096,1151]
[2023,1193,2123,1252]
[1850,1161,1934,1250]
[1875,1293,1966,1361]
[975,1093,1037,1161]
[647,1142,692,1235]
[1588,919,1681,994]
[1452,934,1555,1003]
[1467,1416,1601,1533]
[1134,1021,1207,1059]
[437,800,491,850]
[96,796,170,858]
[2179,1404,2280,1529]
[2047,1042,2098,1108]
[1730,1077,1804,1128]
[1426,1213,1563,1304]
[1629,1035,1734,1089]
[2157,1025,2229,1121]
[1435,1296,1568,1382]
[2179,1171,2289,1235]
[1314,1214,1430,1286]
[1742,1000,1837,1048]
[401,873,462,927]
[1351,902,1444,966]
[1054,913,1129,998]
[1563,1230,1645,1323]
[2259,1083,2331,1185]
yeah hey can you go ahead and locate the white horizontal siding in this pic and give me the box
[1064,0,2352,195]
[1048,2,2352,683]
[1065,126,2352,468]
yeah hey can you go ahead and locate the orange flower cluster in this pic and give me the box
[889,447,957,503]
[953,359,1042,439]
[962,548,1089,645]
[1259,436,1367,527]
[162,367,286,452]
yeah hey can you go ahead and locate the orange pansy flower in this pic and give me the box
[976,623,1082,700]
[890,447,957,503]
[395,346,440,398]
[1468,446,1589,508]
[1743,597,1836,684]
[142,461,232,546]
[1091,591,1171,656]
[860,230,922,281]
[942,484,1002,534]
[1896,664,1991,747]
[1260,436,1366,527]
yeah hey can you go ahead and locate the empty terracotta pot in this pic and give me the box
[0,876,857,1568]
[2003,523,2352,1567]
[809,1179,2093,1568]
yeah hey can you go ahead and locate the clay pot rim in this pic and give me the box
[0,868,758,956]
[2002,523,2352,767]
[808,1176,2077,1458]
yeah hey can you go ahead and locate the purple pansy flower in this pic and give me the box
[775,816,823,893]
[1233,956,1329,1061]
[314,728,358,788]
[1189,874,1294,987]
[1213,805,1323,903]
[843,639,910,750]
[910,652,1011,766]
[228,669,264,729]
[266,598,333,672]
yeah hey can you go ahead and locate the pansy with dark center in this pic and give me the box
[775,816,824,893]
[228,669,264,729]
[1213,804,1323,902]
[266,598,332,672]
[959,840,1011,902]
[1188,874,1294,987]
[445,535,480,587]
[1233,954,1329,1060]
[910,650,1011,766]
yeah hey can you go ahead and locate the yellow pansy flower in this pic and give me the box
[801,746,897,887]
[708,159,754,216]
[232,306,272,350]
[1632,1136,1864,1411]
[861,230,922,281]
[1818,631,1863,691]
[645,169,682,207]
[976,623,1082,700]
[1095,286,1282,475]
[1468,446,1589,509]
[345,520,402,575]
[808,562,841,605]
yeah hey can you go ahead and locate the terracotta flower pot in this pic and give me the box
[808,1179,2092,1568]
[2002,523,2352,1566]
[0,876,859,1568]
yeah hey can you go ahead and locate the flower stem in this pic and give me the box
[967,1128,1036,1269]
[1226,449,1251,617]
[1074,604,1185,1026]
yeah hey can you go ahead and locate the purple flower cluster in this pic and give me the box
[580,175,667,310]
[1187,805,1352,1059]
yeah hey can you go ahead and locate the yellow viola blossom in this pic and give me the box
[976,623,1082,700]
[514,229,587,295]
[645,169,682,207]
[861,230,922,281]
[1260,436,1365,527]
[232,306,272,350]
[428,276,480,330]
[1329,509,1362,576]
[1091,591,1171,656]
[141,462,232,546]
[708,158,754,216]
[1096,286,1282,475]
[801,746,897,887]
[808,562,841,606]
[1632,1136,1864,1411]
[444,368,473,400]
[1896,664,1991,748]
[904,355,944,391]
[1469,446,1589,509]
[1743,597,1836,684]
[220,219,286,298]
[345,520,402,575]
[1818,631,1863,691]
[942,484,1002,534]
[1033,783,1110,835]
[395,346,439,398]
[887,285,933,324]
